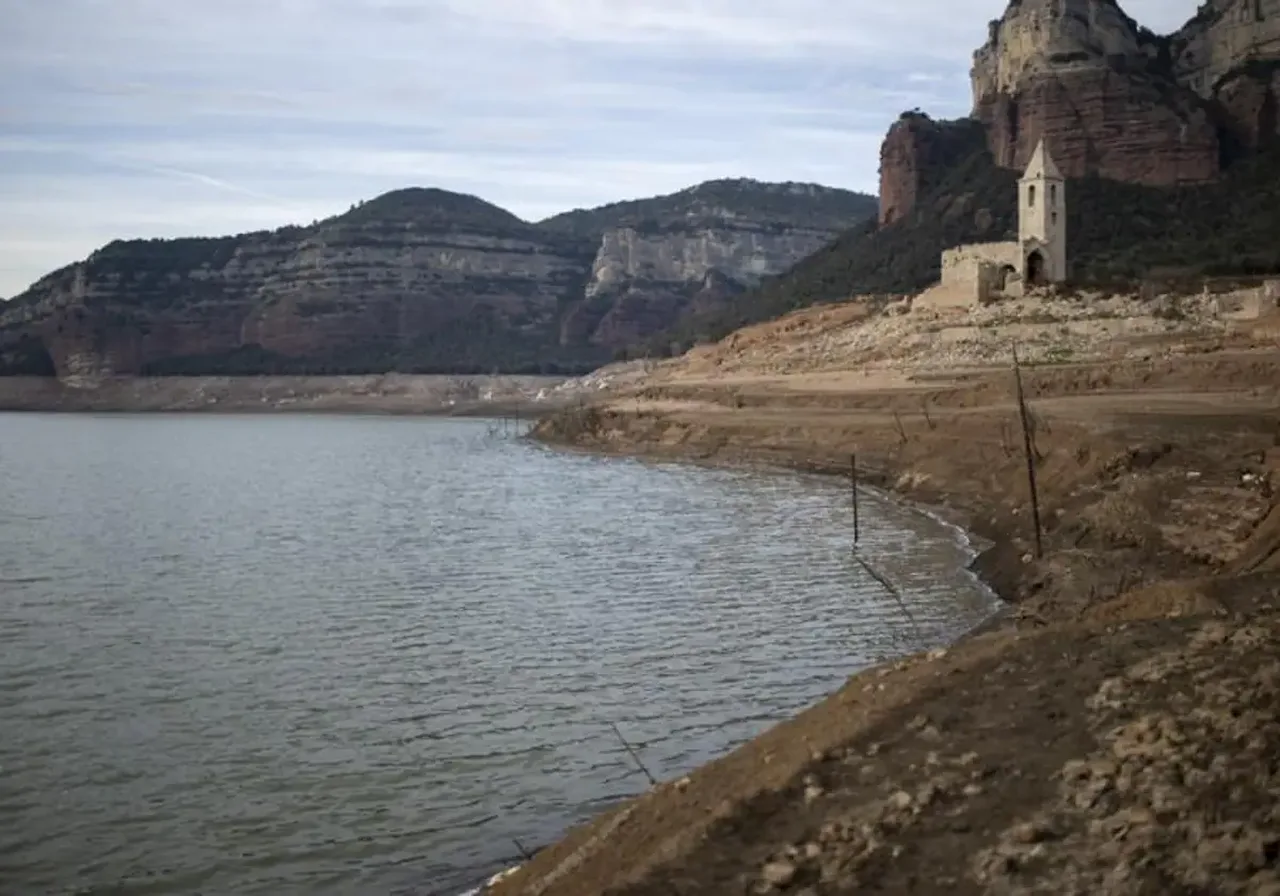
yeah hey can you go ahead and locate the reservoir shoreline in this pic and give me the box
[486,354,1280,895]
[0,412,997,896]
[461,420,1028,896]
[6,352,1278,893]
[452,446,1008,896]
[527,422,1022,613]
[0,374,571,418]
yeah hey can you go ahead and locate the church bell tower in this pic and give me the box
[1018,139,1067,286]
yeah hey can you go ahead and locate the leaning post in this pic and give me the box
[850,453,861,545]
[1012,344,1044,559]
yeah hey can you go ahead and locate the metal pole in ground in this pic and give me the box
[608,722,657,786]
[850,453,860,545]
[852,550,921,640]
[1012,344,1044,559]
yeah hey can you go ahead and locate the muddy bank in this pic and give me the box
[489,350,1280,895]
[0,375,571,416]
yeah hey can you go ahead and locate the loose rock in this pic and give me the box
[761,860,797,888]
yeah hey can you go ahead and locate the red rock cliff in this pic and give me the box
[879,114,986,226]
[1171,0,1280,155]
[970,0,1219,185]
[877,0,1280,225]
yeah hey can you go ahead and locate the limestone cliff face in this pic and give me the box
[234,225,590,363]
[1172,0,1280,153]
[540,179,876,351]
[583,225,829,299]
[0,199,596,378]
[1171,0,1280,95]
[1212,66,1280,152]
[970,0,1145,99]
[970,0,1219,185]
[876,0,1280,226]
[565,226,803,349]
[0,182,875,378]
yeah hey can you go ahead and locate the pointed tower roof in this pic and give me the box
[1021,139,1062,181]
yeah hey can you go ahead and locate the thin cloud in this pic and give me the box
[0,0,1203,298]
[128,164,297,206]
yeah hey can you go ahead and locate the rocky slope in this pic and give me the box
[0,181,875,379]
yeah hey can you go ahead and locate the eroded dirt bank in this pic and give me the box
[494,294,1280,895]
[0,374,571,416]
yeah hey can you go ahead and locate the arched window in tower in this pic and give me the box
[1028,184,1036,208]
[1050,184,1057,205]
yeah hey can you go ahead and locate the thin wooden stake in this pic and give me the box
[850,453,861,545]
[609,722,657,786]
[1012,344,1044,559]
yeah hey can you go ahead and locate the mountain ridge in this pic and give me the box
[15,0,1278,377]
[0,179,876,378]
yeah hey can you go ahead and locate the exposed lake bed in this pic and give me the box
[0,374,571,417]
[496,340,1280,896]
[0,413,997,895]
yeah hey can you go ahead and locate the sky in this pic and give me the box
[1,0,1198,299]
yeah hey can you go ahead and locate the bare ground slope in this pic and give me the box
[494,290,1280,895]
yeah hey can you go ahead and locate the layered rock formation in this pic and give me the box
[543,179,864,350]
[879,0,1280,226]
[1171,0,1280,96]
[970,0,1219,185]
[0,181,875,378]
[629,0,1280,342]
[1172,0,1280,154]
[879,114,988,226]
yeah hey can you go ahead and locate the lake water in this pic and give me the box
[0,413,998,895]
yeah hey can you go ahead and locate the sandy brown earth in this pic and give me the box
[491,293,1280,895]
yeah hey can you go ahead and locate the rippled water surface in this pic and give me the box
[0,413,997,895]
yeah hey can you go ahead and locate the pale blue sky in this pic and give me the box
[1,0,1197,298]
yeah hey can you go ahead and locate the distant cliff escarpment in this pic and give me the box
[646,0,1280,350]
[884,0,1280,227]
[855,0,1280,301]
[15,1,1280,378]
[0,181,876,378]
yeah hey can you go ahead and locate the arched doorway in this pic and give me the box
[1026,250,1046,287]
[997,264,1018,292]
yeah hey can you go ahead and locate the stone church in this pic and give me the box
[916,139,1067,310]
